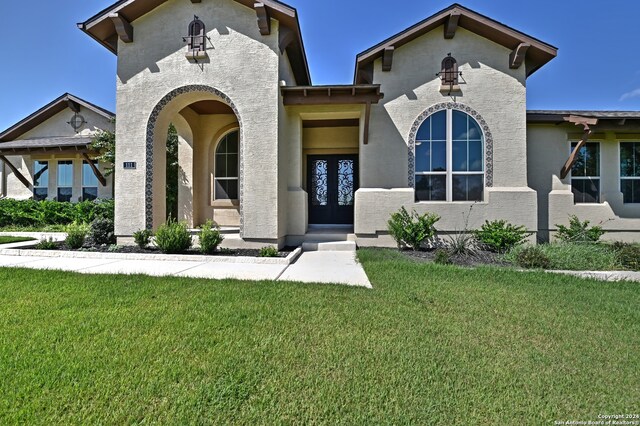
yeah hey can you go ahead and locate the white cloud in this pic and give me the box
[620,88,640,101]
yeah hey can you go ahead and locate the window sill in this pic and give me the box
[185,50,208,61]
[439,84,461,94]
[211,199,239,208]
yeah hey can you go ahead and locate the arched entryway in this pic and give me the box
[144,85,243,234]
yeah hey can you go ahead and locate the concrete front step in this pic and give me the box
[302,241,357,252]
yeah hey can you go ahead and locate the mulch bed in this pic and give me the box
[402,248,510,268]
[24,242,294,258]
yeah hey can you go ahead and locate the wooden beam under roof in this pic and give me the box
[255,2,271,35]
[382,47,394,72]
[82,153,108,187]
[444,12,460,39]
[279,26,295,53]
[509,42,530,69]
[109,13,133,43]
[0,155,31,190]
[560,115,599,179]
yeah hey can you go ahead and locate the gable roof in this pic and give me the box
[527,110,640,123]
[355,3,558,83]
[78,0,311,85]
[0,94,115,142]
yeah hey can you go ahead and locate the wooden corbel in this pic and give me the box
[560,115,599,179]
[0,155,32,190]
[509,43,530,69]
[67,99,81,113]
[382,47,394,72]
[255,3,271,35]
[444,12,460,39]
[109,13,133,43]
[279,26,295,54]
[82,153,108,187]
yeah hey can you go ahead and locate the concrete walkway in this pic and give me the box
[549,270,640,283]
[0,247,372,288]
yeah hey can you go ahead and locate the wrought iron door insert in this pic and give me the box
[308,155,358,224]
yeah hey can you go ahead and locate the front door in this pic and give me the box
[308,155,358,224]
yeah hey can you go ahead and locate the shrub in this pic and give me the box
[0,198,114,229]
[515,246,551,269]
[474,220,529,253]
[65,222,89,249]
[555,215,605,243]
[434,249,451,265]
[612,243,640,271]
[89,217,115,246]
[388,207,440,251]
[35,238,58,250]
[133,229,153,250]
[506,243,620,271]
[259,246,279,258]
[447,232,476,255]
[154,219,192,254]
[199,220,224,255]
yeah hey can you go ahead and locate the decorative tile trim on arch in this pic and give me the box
[407,102,494,188]
[145,85,244,235]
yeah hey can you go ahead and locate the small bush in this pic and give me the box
[506,243,620,271]
[555,215,605,243]
[107,245,121,253]
[199,220,224,255]
[35,238,58,250]
[154,219,192,254]
[613,243,640,271]
[474,220,529,253]
[0,198,114,229]
[133,229,153,249]
[89,217,115,246]
[434,249,451,265]
[388,207,440,251]
[259,246,279,258]
[65,222,89,249]
[447,232,476,255]
[515,246,551,269]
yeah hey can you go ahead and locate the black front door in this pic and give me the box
[308,155,358,225]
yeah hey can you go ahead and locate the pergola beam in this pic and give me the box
[0,155,31,190]
[509,42,530,69]
[382,47,394,72]
[444,12,460,39]
[109,13,133,43]
[82,153,107,187]
[254,3,271,35]
[560,115,599,179]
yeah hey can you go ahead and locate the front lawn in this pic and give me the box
[0,236,35,245]
[0,248,638,424]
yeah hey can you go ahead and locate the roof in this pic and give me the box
[355,3,558,83]
[0,94,115,142]
[0,137,95,155]
[528,110,640,122]
[78,0,311,85]
[281,85,383,105]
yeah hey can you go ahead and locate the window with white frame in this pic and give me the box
[415,109,484,202]
[57,160,73,202]
[570,142,600,203]
[214,130,239,200]
[620,142,640,203]
[33,160,49,201]
[82,160,99,201]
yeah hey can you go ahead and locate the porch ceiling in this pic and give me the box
[281,85,383,106]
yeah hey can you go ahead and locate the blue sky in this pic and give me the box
[1,0,639,132]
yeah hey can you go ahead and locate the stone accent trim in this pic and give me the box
[145,85,244,235]
[408,102,494,188]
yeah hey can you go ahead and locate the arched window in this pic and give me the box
[415,109,484,202]
[441,55,459,86]
[214,130,239,200]
[188,16,206,52]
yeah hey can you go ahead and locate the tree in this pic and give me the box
[166,124,179,221]
[90,125,116,176]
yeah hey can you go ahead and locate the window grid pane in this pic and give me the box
[214,131,239,200]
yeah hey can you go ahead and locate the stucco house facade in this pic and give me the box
[2,1,639,246]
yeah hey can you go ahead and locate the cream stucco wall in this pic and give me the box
[19,107,113,140]
[114,0,287,242]
[528,124,640,242]
[355,26,536,244]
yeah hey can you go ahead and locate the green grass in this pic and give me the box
[506,243,622,271]
[0,248,638,424]
[0,236,35,245]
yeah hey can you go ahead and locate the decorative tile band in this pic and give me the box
[407,102,494,188]
[145,85,244,236]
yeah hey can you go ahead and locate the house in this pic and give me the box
[1,1,639,246]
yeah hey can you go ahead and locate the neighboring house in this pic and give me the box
[2,1,638,246]
[0,94,114,202]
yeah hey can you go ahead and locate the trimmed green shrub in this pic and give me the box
[474,220,529,253]
[0,198,114,229]
[199,220,224,255]
[35,238,58,250]
[259,246,279,258]
[65,222,89,249]
[89,217,115,246]
[555,215,605,243]
[515,246,551,269]
[154,219,192,254]
[133,229,153,250]
[612,243,640,271]
[388,207,440,251]
[434,249,451,265]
